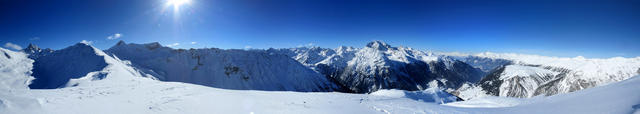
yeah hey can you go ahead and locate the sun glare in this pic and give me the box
[166,0,191,11]
[167,0,191,6]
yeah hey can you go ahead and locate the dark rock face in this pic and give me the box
[323,59,484,93]
[328,60,434,93]
[23,43,54,59]
[478,65,506,96]
[27,43,108,89]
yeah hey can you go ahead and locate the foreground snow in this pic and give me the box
[1,75,639,114]
[0,78,470,114]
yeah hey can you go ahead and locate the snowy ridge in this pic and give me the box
[448,52,640,98]
[24,43,148,89]
[475,52,640,80]
[105,41,336,92]
[500,65,560,80]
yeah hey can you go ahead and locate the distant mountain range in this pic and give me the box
[16,40,640,99]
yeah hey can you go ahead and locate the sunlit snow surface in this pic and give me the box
[1,74,638,114]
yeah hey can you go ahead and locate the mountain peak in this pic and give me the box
[27,43,39,49]
[366,41,391,50]
[116,40,126,46]
[74,42,91,47]
[25,43,40,51]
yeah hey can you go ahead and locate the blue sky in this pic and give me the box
[0,0,638,58]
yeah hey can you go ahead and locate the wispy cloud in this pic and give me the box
[244,45,252,49]
[107,33,123,40]
[166,43,180,47]
[80,40,93,45]
[4,42,22,50]
[191,42,197,44]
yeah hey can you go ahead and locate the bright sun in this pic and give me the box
[167,0,192,10]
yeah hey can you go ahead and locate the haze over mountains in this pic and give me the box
[1,40,639,113]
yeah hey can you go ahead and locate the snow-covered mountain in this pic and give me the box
[104,41,336,92]
[273,41,485,93]
[23,42,150,89]
[1,41,640,113]
[1,44,638,113]
[17,40,640,100]
[451,52,640,98]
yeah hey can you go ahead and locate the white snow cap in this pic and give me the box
[366,40,391,50]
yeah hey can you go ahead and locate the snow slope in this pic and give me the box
[0,48,34,90]
[105,41,336,92]
[0,43,149,113]
[1,65,637,113]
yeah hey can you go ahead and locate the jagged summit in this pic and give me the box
[24,43,41,53]
[366,40,392,50]
[116,40,126,46]
[26,43,40,50]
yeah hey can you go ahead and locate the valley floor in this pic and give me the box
[1,75,639,114]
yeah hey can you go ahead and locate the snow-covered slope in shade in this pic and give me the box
[25,43,148,89]
[0,43,149,113]
[0,48,34,90]
[445,52,640,98]
[273,41,485,93]
[105,41,336,92]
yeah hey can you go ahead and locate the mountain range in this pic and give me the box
[14,40,640,100]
